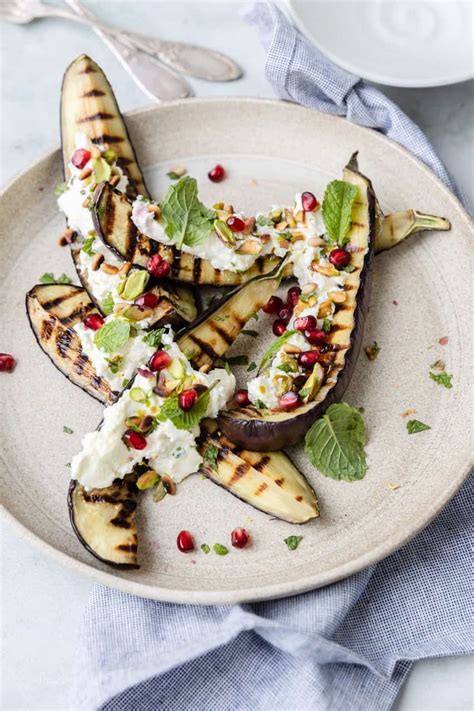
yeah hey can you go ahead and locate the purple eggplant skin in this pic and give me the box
[217,155,377,451]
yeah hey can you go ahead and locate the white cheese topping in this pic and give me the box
[71,338,235,490]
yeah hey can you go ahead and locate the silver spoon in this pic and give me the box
[66,0,192,102]
[0,0,243,82]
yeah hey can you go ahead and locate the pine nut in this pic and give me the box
[302,282,317,293]
[147,204,161,218]
[91,253,104,271]
[199,363,211,373]
[56,228,75,246]
[79,166,92,181]
[109,174,120,187]
[283,344,302,354]
[118,261,132,276]
[100,263,119,275]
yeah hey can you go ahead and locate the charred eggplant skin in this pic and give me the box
[60,54,149,200]
[217,154,376,450]
[68,476,139,569]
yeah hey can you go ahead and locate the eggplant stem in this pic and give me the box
[376,209,451,253]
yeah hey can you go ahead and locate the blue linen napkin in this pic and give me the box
[73,4,472,709]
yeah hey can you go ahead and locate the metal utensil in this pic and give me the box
[65,0,191,102]
[0,0,242,81]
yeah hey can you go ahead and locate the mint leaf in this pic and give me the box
[284,535,303,551]
[39,272,73,284]
[94,319,130,353]
[161,176,216,249]
[82,237,96,256]
[101,293,114,315]
[156,386,214,430]
[304,402,367,482]
[247,361,257,372]
[201,543,210,554]
[322,180,358,245]
[259,330,298,371]
[429,370,453,389]
[202,444,219,472]
[407,419,431,434]
[142,328,165,348]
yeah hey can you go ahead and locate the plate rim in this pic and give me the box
[284,0,474,88]
[1,96,472,604]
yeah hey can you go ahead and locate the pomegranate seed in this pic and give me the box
[235,389,250,407]
[135,291,158,308]
[149,350,172,372]
[122,429,147,450]
[83,313,104,331]
[178,388,198,411]
[147,254,171,279]
[71,148,91,170]
[287,286,301,307]
[0,353,16,372]
[226,215,246,232]
[263,295,283,315]
[278,307,293,324]
[279,391,301,411]
[298,350,320,369]
[273,320,287,337]
[208,164,225,182]
[305,329,326,346]
[177,530,195,552]
[294,315,316,332]
[231,527,250,549]
[301,191,319,212]
[329,248,351,269]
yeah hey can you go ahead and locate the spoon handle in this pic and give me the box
[65,0,192,102]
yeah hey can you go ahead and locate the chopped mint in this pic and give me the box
[241,329,259,338]
[256,214,273,227]
[259,330,297,371]
[202,444,219,472]
[226,355,249,367]
[284,535,303,551]
[249,311,259,321]
[213,543,229,556]
[39,272,73,285]
[247,361,257,372]
[101,293,115,316]
[142,328,165,348]
[429,370,453,389]
[407,419,431,434]
[65,462,71,468]
[201,544,211,554]
[322,318,331,333]
[277,362,296,373]
[63,425,73,434]
[121,378,130,388]
[105,355,123,374]
[81,237,96,256]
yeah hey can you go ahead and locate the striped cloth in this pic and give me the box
[73,4,472,709]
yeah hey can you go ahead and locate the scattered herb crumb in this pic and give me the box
[121,378,129,388]
[407,419,431,434]
[387,483,400,491]
[438,336,449,346]
[201,543,210,554]
[65,462,71,468]
[430,359,445,371]
[247,361,257,372]
[392,300,398,306]
[54,181,68,197]
[365,341,380,361]
[63,425,73,434]
[429,370,453,389]
[249,311,259,321]
[213,543,229,556]
[241,329,259,338]
[284,535,303,551]
[401,408,417,418]
[39,272,73,285]
[199,474,207,480]
[203,444,219,472]
[226,355,249,367]
[322,318,331,334]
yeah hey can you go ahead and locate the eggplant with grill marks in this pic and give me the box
[217,155,377,451]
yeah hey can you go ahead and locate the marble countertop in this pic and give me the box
[1,2,472,709]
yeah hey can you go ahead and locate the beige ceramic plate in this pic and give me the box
[0,98,471,604]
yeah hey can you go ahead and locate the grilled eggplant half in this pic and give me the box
[199,421,319,523]
[61,54,149,200]
[68,474,139,568]
[26,284,116,404]
[93,183,282,285]
[218,155,376,451]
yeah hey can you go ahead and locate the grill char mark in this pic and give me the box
[229,462,251,486]
[81,89,105,97]
[252,455,271,472]
[91,134,124,145]
[41,319,54,341]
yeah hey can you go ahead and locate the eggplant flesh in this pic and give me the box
[93,183,283,285]
[61,54,149,200]
[68,475,139,568]
[26,284,116,404]
[199,421,319,523]
[217,154,376,451]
